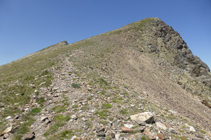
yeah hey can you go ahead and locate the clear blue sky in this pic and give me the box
[0,0,211,69]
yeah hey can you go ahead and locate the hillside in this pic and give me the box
[0,17,211,140]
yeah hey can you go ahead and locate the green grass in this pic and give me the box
[52,105,66,113]
[95,109,110,119]
[44,115,70,137]
[11,107,41,140]
[29,108,42,116]
[141,136,149,140]
[102,103,112,109]
[47,130,74,140]
[179,136,187,140]
[200,129,207,134]
[72,104,78,108]
[36,97,46,106]
[71,83,80,88]
[99,78,108,86]
[120,109,128,115]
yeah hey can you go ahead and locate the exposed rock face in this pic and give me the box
[147,18,210,77]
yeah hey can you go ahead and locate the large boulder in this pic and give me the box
[130,112,154,124]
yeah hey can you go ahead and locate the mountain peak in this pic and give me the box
[0,18,211,140]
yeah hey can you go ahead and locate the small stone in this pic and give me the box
[130,104,135,107]
[25,108,30,112]
[195,133,204,139]
[97,131,105,137]
[190,126,196,132]
[81,117,86,121]
[110,133,115,138]
[115,132,120,140]
[3,133,9,139]
[90,110,95,113]
[121,127,133,133]
[169,128,177,134]
[134,126,145,132]
[124,124,134,128]
[1,126,12,136]
[71,136,77,140]
[96,127,105,133]
[6,116,11,120]
[144,128,157,140]
[41,116,48,122]
[71,114,77,120]
[21,131,35,140]
[156,122,167,130]
[169,110,177,114]
[157,133,165,139]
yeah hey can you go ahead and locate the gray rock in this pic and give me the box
[3,133,9,139]
[156,122,167,130]
[21,131,35,140]
[110,133,115,138]
[169,128,177,134]
[97,131,105,137]
[130,112,154,124]
[1,126,12,136]
[148,45,159,53]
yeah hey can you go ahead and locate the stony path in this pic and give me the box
[31,55,85,140]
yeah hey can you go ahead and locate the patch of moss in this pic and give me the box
[95,109,110,119]
[71,83,80,88]
[52,105,66,113]
[72,104,78,108]
[200,129,207,134]
[120,109,128,115]
[47,130,74,140]
[36,97,45,106]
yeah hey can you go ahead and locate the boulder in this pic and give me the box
[130,112,154,124]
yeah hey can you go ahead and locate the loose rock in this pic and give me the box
[21,131,35,140]
[121,126,133,133]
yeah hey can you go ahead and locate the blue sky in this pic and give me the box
[0,0,211,69]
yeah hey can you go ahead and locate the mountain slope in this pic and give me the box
[0,17,211,140]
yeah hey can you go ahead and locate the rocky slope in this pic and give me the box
[0,17,211,140]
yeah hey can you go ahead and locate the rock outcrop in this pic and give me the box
[146,18,210,77]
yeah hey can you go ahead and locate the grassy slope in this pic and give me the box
[0,38,95,137]
[0,17,210,139]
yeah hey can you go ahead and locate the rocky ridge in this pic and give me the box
[0,17,211,140]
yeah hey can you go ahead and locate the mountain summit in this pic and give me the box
[0,18,211,140]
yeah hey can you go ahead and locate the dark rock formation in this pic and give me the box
[146,18,210,77]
